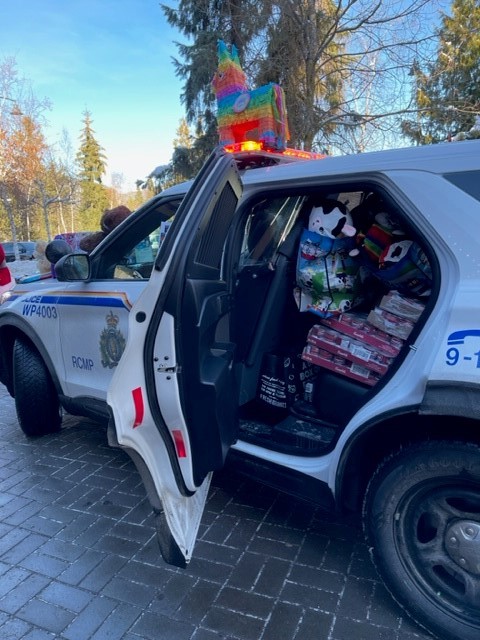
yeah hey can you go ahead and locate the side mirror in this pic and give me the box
[55,254,90,281]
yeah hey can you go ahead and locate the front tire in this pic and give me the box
[363,441,480,640]
[13,338,62,436]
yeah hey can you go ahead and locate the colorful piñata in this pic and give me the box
[212,40,290,150]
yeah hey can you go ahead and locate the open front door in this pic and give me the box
[107,149,242,567]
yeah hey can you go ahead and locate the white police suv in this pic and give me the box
[1,141,480,640]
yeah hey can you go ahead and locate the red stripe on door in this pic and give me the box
[132,387,144,428]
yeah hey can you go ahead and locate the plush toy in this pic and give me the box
[357,208,432,297]
[296,200,361,318]
[379,239,412,268]
[100,205,132,234]
[79,205,132,254]
[34,240,51,274]
[308,200,356,238]
[361,212,405,263]
[376,239,432,297]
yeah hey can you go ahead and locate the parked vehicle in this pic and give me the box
[1,141,480,640]
[0,241,36,262]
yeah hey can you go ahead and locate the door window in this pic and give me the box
[444,169,480,202]
[239,195,306,268]
[92,199,181,280]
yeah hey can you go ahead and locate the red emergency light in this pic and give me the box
[223,140,324,160]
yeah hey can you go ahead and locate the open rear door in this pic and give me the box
[107,149,242,567]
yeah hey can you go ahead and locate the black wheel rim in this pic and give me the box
[395,478,480,627]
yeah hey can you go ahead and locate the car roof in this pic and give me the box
[160,180,194,197]
[1,241,35,246]
[154,140,480,201]
[242,139,480,186]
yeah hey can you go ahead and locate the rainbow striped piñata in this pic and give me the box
[212,40,290,150]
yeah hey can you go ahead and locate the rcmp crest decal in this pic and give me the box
[100,311,126,368]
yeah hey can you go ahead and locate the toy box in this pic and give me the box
[318,312,404,357]
[301,343,381,386]
[307,325,393,375]
[367,307,414,340]
[378,290,425,321]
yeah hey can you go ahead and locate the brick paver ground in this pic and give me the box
[0,383,435,640]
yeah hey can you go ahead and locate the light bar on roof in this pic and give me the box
[282,148,324,160]
[223,140,324,159]
[223,141,263,153]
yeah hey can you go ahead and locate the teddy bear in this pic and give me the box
[79,205,132,253]
[100,205,132,234]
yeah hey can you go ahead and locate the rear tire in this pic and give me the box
[13,338,62,436]
[363,441,480,640]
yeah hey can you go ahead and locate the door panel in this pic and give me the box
[108,149,242,567]
[176,280,237,485]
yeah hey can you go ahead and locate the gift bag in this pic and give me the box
[296,229,360,318]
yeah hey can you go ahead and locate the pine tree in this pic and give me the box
[75,110,109,229]
[255,0,347,150]
[402,0,480,144]
[173,118,193,149]
[162,0,272,166]
[153,119,199,190]
[76,110,107,182]
[163,1,439,156]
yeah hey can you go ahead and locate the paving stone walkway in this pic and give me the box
[0,384,435,639]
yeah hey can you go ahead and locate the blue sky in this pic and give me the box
[0,0,185,191]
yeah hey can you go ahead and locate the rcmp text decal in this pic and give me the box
[72,356,94,370]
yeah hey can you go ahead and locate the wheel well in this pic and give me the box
[337,411,480,514]
[0,325,57,396]
[0,325,22,393]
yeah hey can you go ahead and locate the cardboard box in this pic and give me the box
[379,290,425,321]
[301,344,381,386]
[367,307,414,340]
[307,325,393,375]
[319,312,404,357]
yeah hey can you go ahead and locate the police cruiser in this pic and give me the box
[1,140,480,640]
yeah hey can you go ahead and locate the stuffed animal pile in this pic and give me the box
[296,194,432,387]
[296,196,431,320]
[296,199,361,318]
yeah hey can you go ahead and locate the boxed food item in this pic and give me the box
[301,344,381,387]
[367,307,414,340]
[307,324,393,375]
[319,312,404,357]
[379,290,426,321]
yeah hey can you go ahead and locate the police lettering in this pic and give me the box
[22,303,58,319]
[72,356,94,370]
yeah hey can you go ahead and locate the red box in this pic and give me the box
[318,313,404,357]
[301,344,381,387]
[307,325,393,375]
